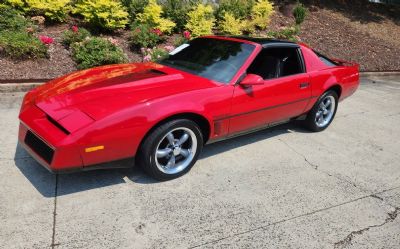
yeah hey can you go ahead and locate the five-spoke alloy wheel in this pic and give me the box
[304,90,339,132]
[138,119,203,180]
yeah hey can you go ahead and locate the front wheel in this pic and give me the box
[138,119,203,180]
[304,90,338,132]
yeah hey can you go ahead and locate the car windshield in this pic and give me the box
[160,38,255,83]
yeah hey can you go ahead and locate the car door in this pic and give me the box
[228,46,312,135]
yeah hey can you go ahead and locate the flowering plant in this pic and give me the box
[151,28,162,36]
[183,31,191,40]
[72,25,79,33]
[141,46,170,62]
[39,35,54,45]
[62,26,91,48]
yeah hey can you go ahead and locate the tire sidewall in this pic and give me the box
[306,90,339,132]
[141,119,203,180]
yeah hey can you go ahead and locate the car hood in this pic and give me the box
[32,63,218,121]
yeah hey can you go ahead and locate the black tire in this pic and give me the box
[137,119,203,180]
[304,90,339,132]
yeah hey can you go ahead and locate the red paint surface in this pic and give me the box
[19,37,360,171]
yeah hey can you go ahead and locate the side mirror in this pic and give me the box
[240,74,264,86]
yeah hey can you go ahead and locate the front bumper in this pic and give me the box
[18,104,84,172]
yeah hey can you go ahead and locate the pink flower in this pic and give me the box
[151,28,162,36]
[39,35,54,45]
[183,31,191,40]
[107,37,119,46]
[143,55,152,62]
[164,45,175,52]
[72,25,78,33]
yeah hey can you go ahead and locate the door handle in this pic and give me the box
[299,82,310,89]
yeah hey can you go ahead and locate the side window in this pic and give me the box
[247,47,304,80]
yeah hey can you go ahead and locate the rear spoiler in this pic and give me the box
[330,58,359,68]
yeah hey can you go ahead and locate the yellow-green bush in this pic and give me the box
[74,0,129,31]
[250,0,274,29]
[4,0,72,22]
[26,0,71,22]
[185,4,215,38]
[136,0,175,34]
[4,0,24,9]
[219,12,245,35]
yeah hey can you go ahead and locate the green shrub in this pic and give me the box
[142,46,169,62]
[122,0,148,21]
[3,0,24,9]
[73,0,129,31]
[4,0,72,22]
[129,22,163,48]
[62,26,91,48]
[185,4,215,38]
[162,0,198,32]
[250,0,274,30]
[267,26,299,41]
[0,4,33,31]
[136,0,176,34]
[71,37,128,69]
[216,0,254,20]
[25,0,71,22]
[293,2,307,25]
[0,30,47,59]
[219,12,245,35]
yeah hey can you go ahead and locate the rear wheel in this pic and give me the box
[304,90,338,132]
[138,119,203,180]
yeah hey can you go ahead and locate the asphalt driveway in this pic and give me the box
[1,75,399,249]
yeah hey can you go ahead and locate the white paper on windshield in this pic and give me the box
[169,44,190,55]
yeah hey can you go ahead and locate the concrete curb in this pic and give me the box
[0,82,43,93]
[0,71,399,92]
[360,71,400,77]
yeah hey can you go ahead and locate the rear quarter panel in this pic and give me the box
[300,44,360,112]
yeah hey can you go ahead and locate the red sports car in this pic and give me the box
[19,36,359,180]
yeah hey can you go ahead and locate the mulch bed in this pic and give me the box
[0,6,399,81]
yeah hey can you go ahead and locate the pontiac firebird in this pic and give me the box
[18,36,360,180]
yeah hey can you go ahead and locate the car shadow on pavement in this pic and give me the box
[14,122,310,197]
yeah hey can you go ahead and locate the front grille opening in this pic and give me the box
[24,131,54,164]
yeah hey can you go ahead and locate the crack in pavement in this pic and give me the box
[188,187,400,249]
[334,207,400,249]
[276,138,400,249]
[336,111,368,118]
[51,174,59,249]
[277,138,370,193]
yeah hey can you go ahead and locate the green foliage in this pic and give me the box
[173,36,189,47]
[4,0,72,22]
[136,0,176,34]
[267,26,300,42]
[142,47,169,62]
[0,4,33,31]
[219,12,245,35]
[250,0,274,30]
[62,27,91,48]
[122,0,148,21]
[0,30,47,59]
[293,2,307,25]
[216,0,254,20]
[74,0,129,31]
[71,37,128,69]
[3,0,24,9]
[162,0,198,32]
[24,0,72,22]
[185,4,215,38]
[129,22,163,48]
